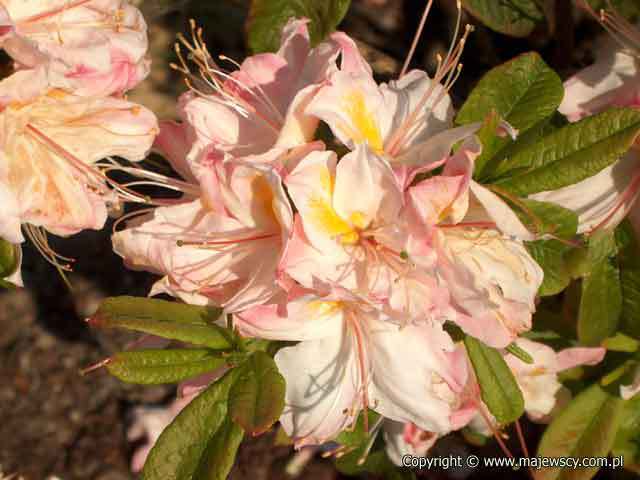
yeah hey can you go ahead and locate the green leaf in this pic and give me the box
[494,108,640,195]
[456,53,562,179]
[578,234,623,347]
[461,0,544,37]
[463,335,524,424]
[193,416,244,480]
[536,383,624,480]
[616,221,640,339]
[94,296,223,325]
[91,297,232,350]
[518,199,579,239]
[526,240,573,296]
[603,333,640,353]
[247,0,350,53]
[456,52,562,133]
[0,239,20,278]
[613,395,640,470]
[228,351,285,435]
[506,342,534,364]
[142,370,239,480]
[106,349,228,385]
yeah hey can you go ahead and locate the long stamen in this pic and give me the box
[400,0,435,78]
[577,0,640,56]
[176,232,279,248]
[172,20,284,134]
[24,225,74,273]
[385,17,473,157]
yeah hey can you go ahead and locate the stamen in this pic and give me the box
[577,0,640,56]
[173,20,284,134]
[385,21,473,157]
[176,232,279,248]
[400,0,435,78]
[24,224,74,272]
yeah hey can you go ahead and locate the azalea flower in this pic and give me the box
[280,146,453,325]
[0,0,150,97]
[112,159,294,312]
[235,286,467,447]
[532,2,640,234]
[305,9,478,188]
[406,139,543,348]
[161,17,362,197]
[0,84,157,266]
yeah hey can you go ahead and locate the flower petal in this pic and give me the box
[368,317,461,433]
[275,326,359,447]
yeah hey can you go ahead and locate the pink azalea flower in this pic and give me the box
[235,286,467,447]
[159,17,362,195]
[112,159,294,312]
[305,22,477,188]
[0,85,157,255]
[0,0,150,97]
[385,338,605,455]
[279,146,454,325]
[406,139,543,348]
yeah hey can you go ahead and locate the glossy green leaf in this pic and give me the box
[456,52,562,133]
[94,296,223,325]
[578,234,622,347]
[603,333,640,353]
[526,241,572,296]
[461,0,544,37]
[494,108,640,195]
[613,395,640,471]
[456,53,562,179]
[0,239,20,278]
[91,297,232,350]
[228,351,285,435]
[193,416,244,480]
[536,383,624,480]
[247,0,350,53]
[142,370,239,480]
[464,335,524,424]
[518,199,579,239]
[616,221,640,339]
[106,349,228,385]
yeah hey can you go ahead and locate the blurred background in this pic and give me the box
[0,0,624,478]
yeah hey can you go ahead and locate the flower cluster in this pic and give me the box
[3,0,639,475]
[0,0,158,283]
[112,17,608,463]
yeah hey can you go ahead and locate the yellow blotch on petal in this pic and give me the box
[250,174,278,225]
[341,90,383,154]
[308,300,343,318]
[349,211,369,230]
